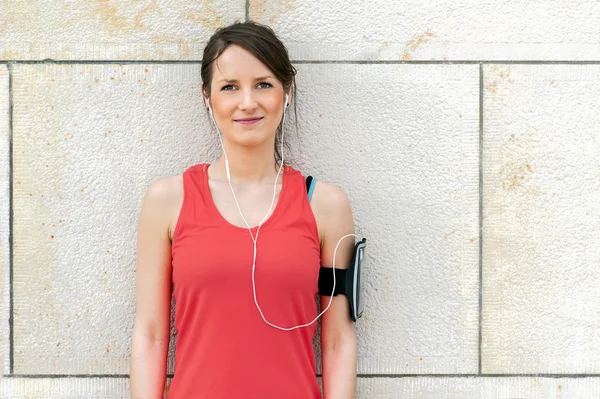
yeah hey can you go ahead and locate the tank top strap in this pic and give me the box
[282,166,320,243]
[172,163,211,245]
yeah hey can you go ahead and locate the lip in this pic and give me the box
[235,117,263,125]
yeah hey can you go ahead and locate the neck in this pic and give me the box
[213,141,282,184]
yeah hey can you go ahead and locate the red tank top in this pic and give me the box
[168,164,322,398]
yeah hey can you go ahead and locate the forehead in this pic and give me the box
[212,44,274,82]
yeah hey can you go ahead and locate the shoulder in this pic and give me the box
[143,174,183,206]
[311,180,351,215]
[309,179,354,248]
[141,174,184,239]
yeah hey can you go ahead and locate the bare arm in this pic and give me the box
[130,178,178,398]
[314,182,358,399]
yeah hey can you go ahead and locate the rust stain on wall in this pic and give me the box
[250,0,297,24]
[402,31,435,61]
[183,0,226,31]
[376,41,390,59]
[498,67,512,82]
[134,0,161,29]
[499,160,534,191]
[150,34,191,58]
[178,39,191,58]
[88,0,161,35]
[486,65,513,96]
[0,1,43,37]
[89,0,134,35]
[0,49,20,59]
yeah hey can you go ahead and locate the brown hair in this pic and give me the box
[201,21,297,163]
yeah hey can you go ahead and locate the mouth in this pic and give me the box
[234,117,263,125]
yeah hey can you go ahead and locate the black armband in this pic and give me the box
[317,238,366,322]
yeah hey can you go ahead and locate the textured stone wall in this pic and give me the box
[1,1,599,397]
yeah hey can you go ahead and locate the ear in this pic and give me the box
[201,83,210,108]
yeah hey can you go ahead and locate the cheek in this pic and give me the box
[211,96,235,121]
[264,97,284,119]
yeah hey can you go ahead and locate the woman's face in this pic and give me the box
[206,45,287,150]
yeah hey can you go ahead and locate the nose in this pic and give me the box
[239,89,258,111]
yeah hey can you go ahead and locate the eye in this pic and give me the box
[257,82,273,89]
[221,84,235,91]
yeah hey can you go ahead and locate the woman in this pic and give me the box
[130,21,357,398]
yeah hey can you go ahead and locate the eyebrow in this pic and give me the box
[218,76,275,83]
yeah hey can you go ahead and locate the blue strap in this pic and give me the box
[306,176,317,202]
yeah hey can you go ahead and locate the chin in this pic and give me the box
[228,129,275,147]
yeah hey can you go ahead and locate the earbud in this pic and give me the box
[284,94,289,110]
[206,98,213,114]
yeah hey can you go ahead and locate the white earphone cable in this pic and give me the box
[208,95,353,330]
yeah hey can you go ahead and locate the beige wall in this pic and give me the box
[1,1,600,397]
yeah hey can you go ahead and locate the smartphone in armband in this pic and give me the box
[318,238,367,322]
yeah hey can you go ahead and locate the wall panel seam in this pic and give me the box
[1,60,600,65]
[7,62,13,376]
[4,374,600,378]
[478,62,483,376]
